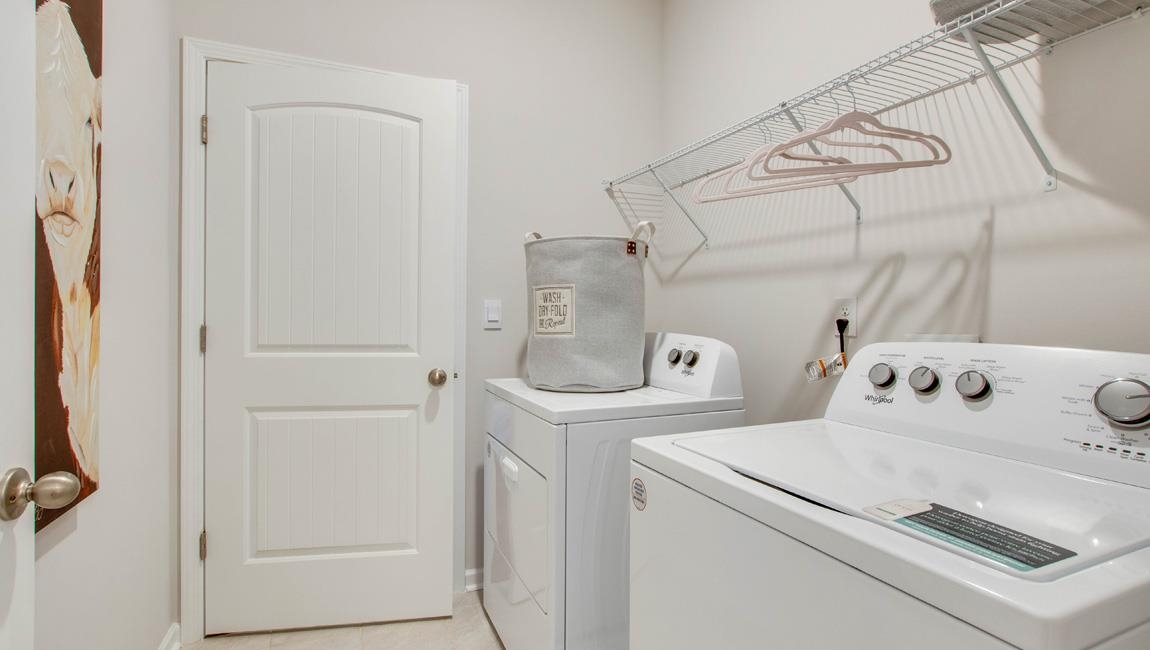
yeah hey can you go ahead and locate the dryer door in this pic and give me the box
[485,435,550,610]
[484,433,558,650]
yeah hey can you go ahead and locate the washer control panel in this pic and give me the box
[826,342,1150,489]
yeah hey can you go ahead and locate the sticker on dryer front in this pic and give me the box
[534,285,574,335]
[878,502,1078,572]
[631,478,647,511]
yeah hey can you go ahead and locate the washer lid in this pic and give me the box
[675,420,1150,581]
[485,378,743,424]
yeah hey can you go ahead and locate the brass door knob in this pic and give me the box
[0,467,81,521]
[428,368,448,387]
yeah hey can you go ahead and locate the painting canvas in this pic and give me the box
[35,0,102,530]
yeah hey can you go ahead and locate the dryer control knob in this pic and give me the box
[683,350,700,368]
[1094,378,1150,426]
[908,366,939,394]
[667,349,683,365]
[868,363,897,389]
[955,370,992,400]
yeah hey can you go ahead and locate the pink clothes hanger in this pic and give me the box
[747,111,950,181]
[691,158,863,203]
[690,122,864,203]
[689,111,951,204]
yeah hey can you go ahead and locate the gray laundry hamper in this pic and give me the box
[524,222,655,392]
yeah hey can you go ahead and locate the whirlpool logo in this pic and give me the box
[864,394,894,406]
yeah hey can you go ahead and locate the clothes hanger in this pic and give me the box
[752,111,948,178]
[747,111,950,181]
[810,133,903,162]
[691,113,862,203]
[808,85,904,162]
[690,102,951,203]
[692,158,864,203]
[743,121,851,167]
[694,129,926,203]
[690,126,855,203]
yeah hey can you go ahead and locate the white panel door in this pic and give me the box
[204,61,457,634]
[0,2,35,647]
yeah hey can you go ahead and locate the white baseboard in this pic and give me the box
[464,567,483,592]
[158,623,181,650]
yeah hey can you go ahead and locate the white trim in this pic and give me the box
[453,84,470,593]
[157,623,181,650]
[464,567,484,593]
[178,37,209,647]
[179,37,469,645]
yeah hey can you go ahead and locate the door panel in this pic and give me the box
[205,61,456,634]
[250,409,417,555]
[251,106,419,352]
[0,2,35,647]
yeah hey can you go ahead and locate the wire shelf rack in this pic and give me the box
[606,0,1145,248]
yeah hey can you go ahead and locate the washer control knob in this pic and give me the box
[868,363,897,389]
[955,370,992,400]
[683,350,700,368]
[667,349,683,366]
[1094,379,1150,426]
[908,366,939,394]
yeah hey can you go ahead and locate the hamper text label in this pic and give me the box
[534,285,574,336]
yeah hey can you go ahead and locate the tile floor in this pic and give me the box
[186,591,503,650]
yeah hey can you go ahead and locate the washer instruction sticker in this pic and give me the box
[631,478,647,511]
[887,502,1077,572]
[534,285,574,335]
[864,499,933,521]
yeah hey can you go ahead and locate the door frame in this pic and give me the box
[178,38,469,645]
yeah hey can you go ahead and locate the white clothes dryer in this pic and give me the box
[483,332,744,650]
[631,342,1150,650]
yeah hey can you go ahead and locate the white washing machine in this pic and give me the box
[631,342,1150,650]
[483,332,744,650]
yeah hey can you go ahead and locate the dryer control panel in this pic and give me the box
[826,342,1150,489]
[643,332,743,399]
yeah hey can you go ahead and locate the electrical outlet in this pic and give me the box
[833,297,858,338]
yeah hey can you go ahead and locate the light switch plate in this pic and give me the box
[484,299,502,330]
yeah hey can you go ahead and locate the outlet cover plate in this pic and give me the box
[833,297,858,338]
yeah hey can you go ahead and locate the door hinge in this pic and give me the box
[200,114,208,145]
[199,530,207,561]
[199,324,207,354]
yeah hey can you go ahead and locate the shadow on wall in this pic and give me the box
[1040,17,1150,221]
[768,214,994,422]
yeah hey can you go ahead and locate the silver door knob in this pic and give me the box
[428,368,448,387]
[0,467,81,521]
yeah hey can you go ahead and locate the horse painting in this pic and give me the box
[35,0,102,529]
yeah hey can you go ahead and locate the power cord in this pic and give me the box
[836,318,850,368]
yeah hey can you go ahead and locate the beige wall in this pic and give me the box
[653,0,1150,426]
[33,0,180,648]
[172,0,664,578]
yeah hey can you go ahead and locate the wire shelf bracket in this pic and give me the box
[605,0,1146,249]
[650,166,710,248]
[783,106,864,224]
[962,26,1059,191]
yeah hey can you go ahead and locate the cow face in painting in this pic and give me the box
[36,0,101,295]
[36,0,101,485]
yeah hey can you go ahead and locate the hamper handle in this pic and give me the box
[524,232,543,242]
[630,221,656,243]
